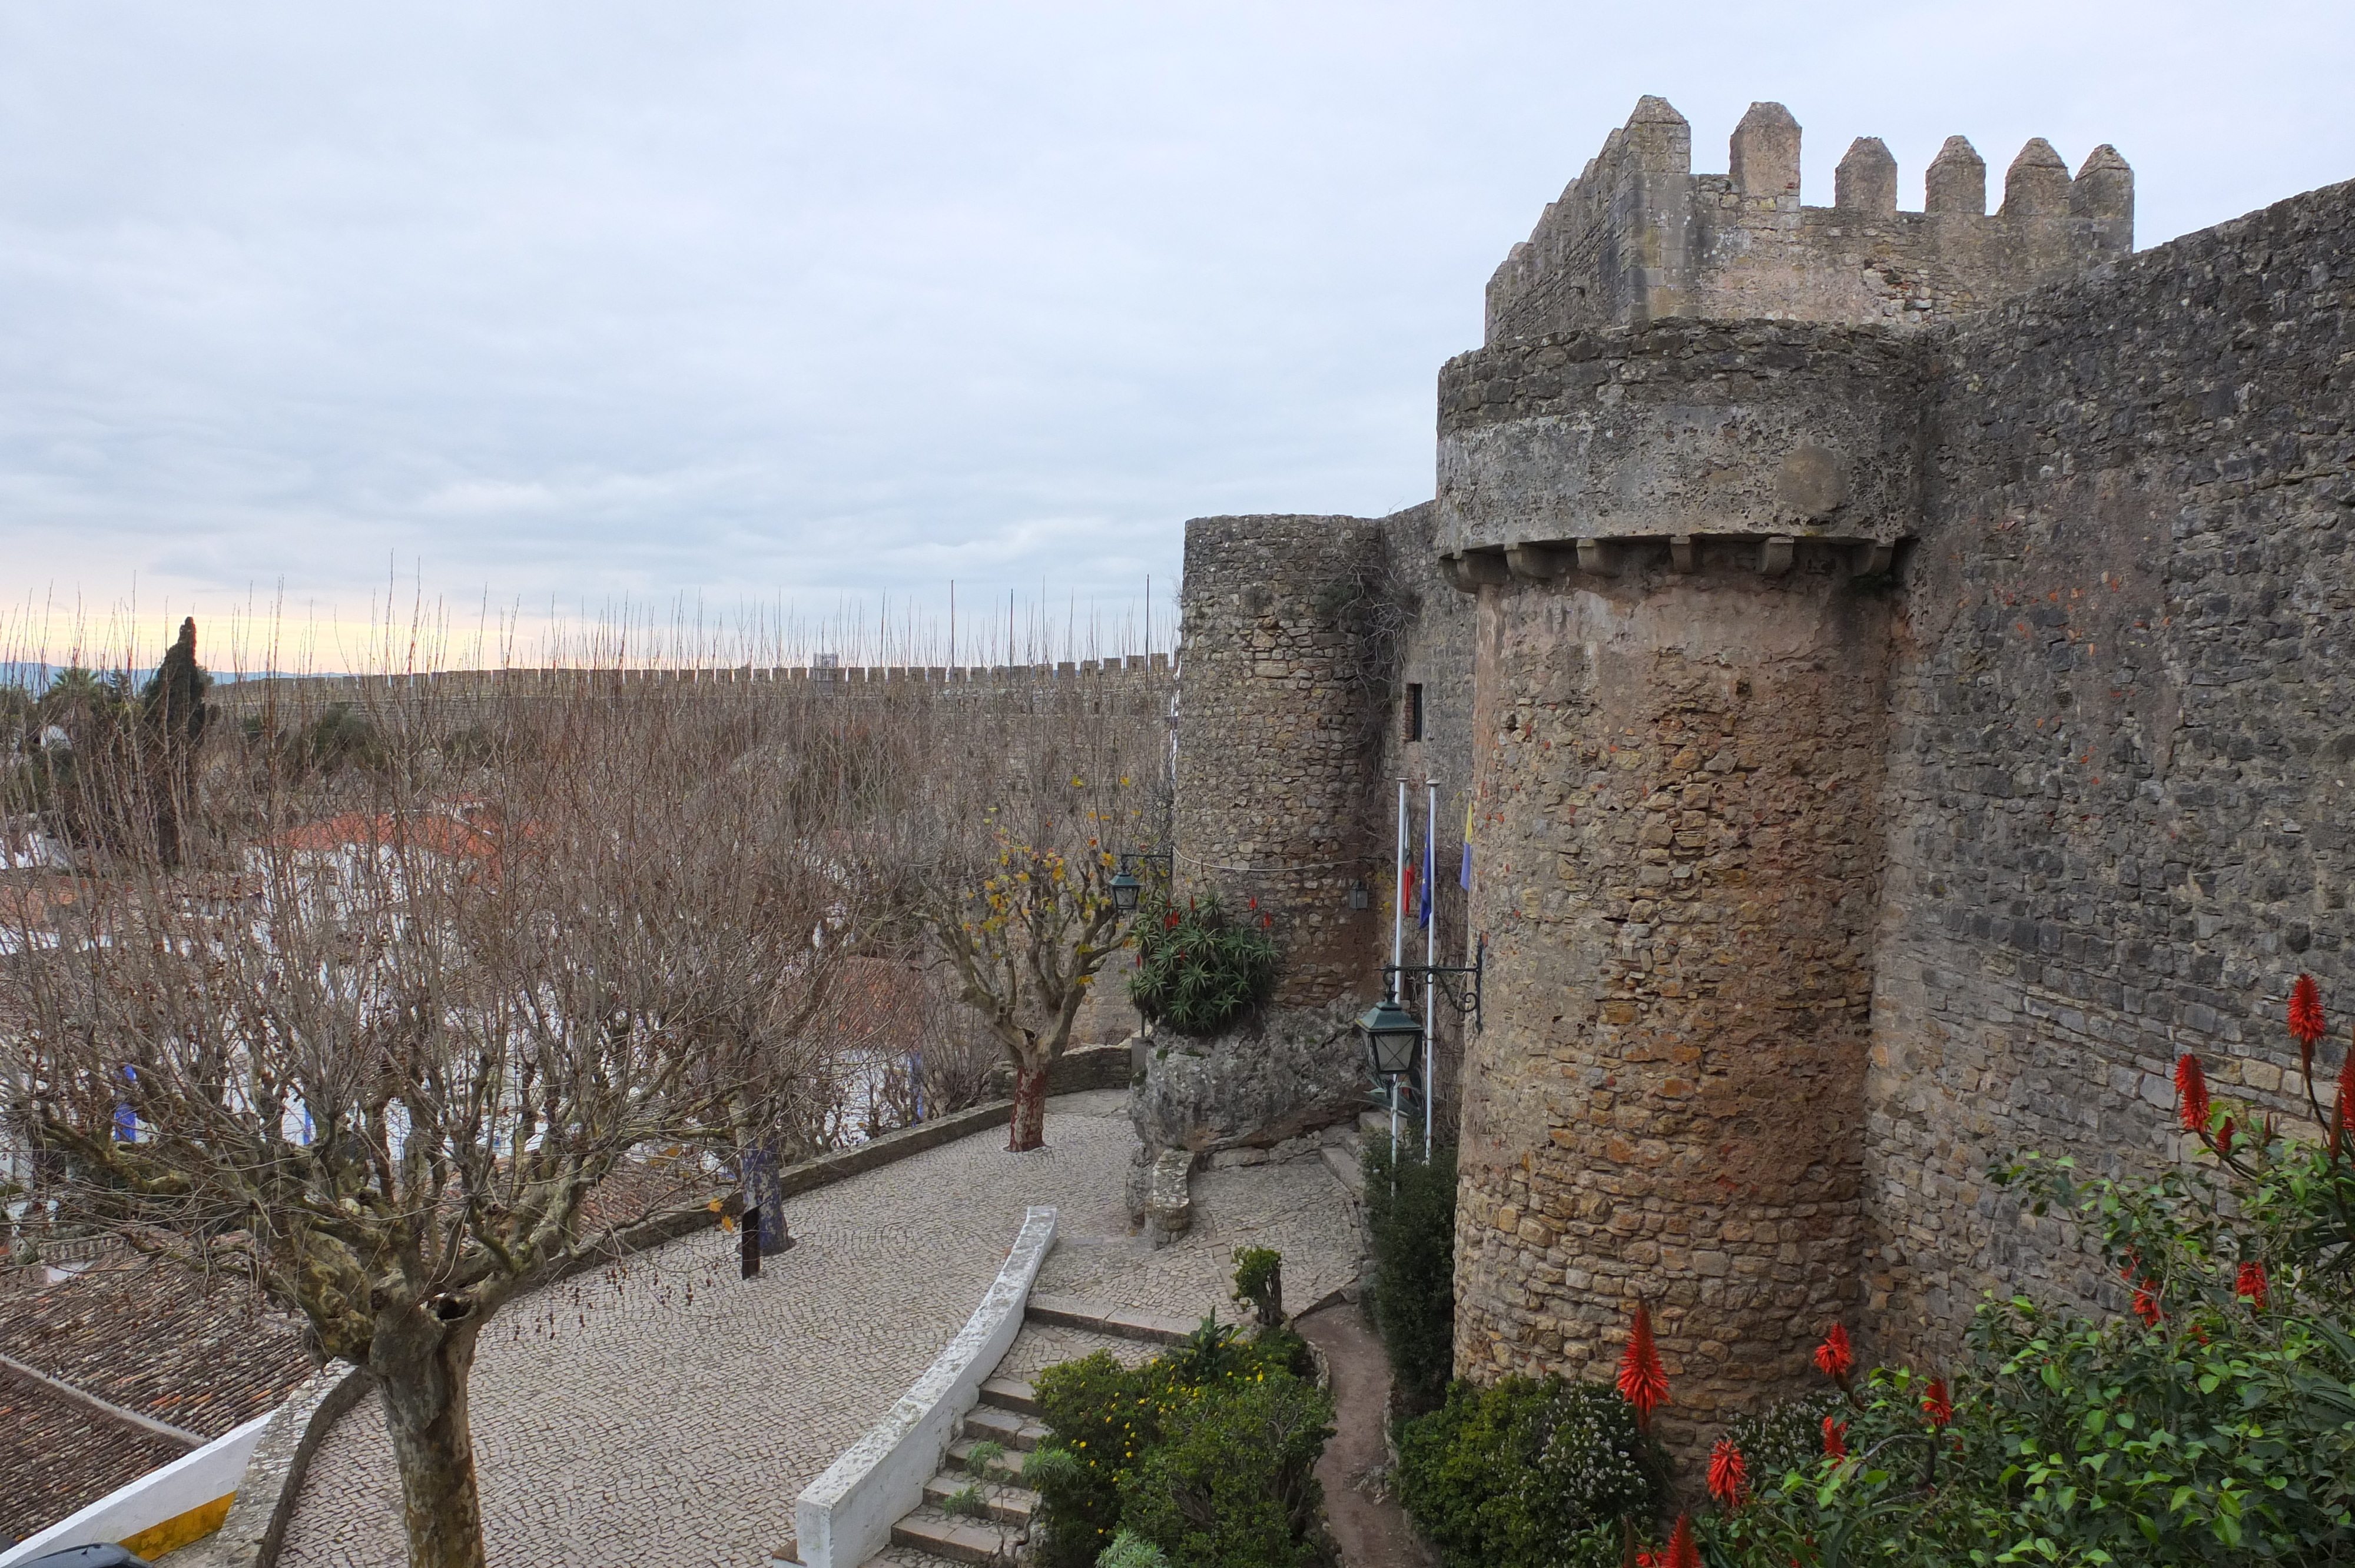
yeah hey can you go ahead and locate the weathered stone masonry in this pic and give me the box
[1172,92,2355,1453]
[1869,174,2355,1353]
[1173,515,1398,1004]
[1437,321,1916,1438]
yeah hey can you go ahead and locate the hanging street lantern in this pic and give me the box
[1356,994,1424,1078]
[1109,850,1170,914]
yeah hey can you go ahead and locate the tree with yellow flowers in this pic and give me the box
[924,826,1129,1150]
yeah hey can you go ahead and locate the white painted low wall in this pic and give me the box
[792,1205,1057,1568]
[0,1412,270,1567]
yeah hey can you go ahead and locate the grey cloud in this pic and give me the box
[1,0,2349,658]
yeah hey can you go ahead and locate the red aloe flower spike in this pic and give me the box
[2290,975,2327,1079]
[1663,1516,1700,1568]
[2337,1043,2355,1151]
[1813,1322,1854,1383]
[2175,1053,2211,1138]
[1822,1415,1847,1458]
[1616,1301,1669,1430]
[1921,1378,1953,1427]
[2217,1115,2236,1157]
[2131,1280,2161,1327]
[2235,1260,2269,1311]
[1707,1438,1747,1510]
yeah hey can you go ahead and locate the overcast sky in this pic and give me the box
[3,1,2349,669]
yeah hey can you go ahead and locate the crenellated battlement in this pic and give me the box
[1485,97,2133,343]
[209,655,1173,722]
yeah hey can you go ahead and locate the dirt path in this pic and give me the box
[1296,1300,1436,1568]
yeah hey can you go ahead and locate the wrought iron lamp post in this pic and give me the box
[1107,849,1173,913]
[1355,939,1486,1162]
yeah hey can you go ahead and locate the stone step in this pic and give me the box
[1024,1291,1196,1345]
[978,1375,1040,1416]
[947,1435,1029,1482]
[991,1318,1159,1383]
[857,1535,989,1568]
[963,1403,1050,1450]
[923,1470,1039,1526]
[1322,1142,1366,1198]
[888,1504,1021,1566]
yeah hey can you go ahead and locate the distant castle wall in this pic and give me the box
[1486,98,2132,343]
[211,656,1172,728]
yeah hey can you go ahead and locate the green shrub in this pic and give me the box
[1097,1532,1172,1568]
[962,1439,1006,1479]
[1029,1323,1322,1568]
[1233,1246,1283,1328]
[1362,1132,1457,1411]
[1396,1376,1660,1568]
[1128,894,1278,1037]
[1722,1390,1846,1493]
[1118,1373,1334,1568]
[1714,1149,2355,1566]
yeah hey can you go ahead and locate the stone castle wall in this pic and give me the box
[1171,514,1399,1005]
[1865,175,2355,1354]
[211,656,1170,726]
[1172,94,2353,1454]
[1368,503,1481,1128]
[1450,559,1890,1440]
[1486,98,2132,344]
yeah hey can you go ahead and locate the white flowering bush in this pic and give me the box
[1397,1376,1661,1567]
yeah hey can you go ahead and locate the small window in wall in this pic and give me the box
[1405,683,1425,742]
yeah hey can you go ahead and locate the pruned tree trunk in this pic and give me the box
[372,1307,490,1568]
[1009,1060,1051,1151]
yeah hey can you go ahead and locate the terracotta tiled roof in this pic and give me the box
[0,1364,191,1549]
[268,810,498,858]
[0,878,94,928]
[0,1253,314,1546]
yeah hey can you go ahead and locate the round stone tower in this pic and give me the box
[1437,317,1920,1447]
[1172,513,1392,1005]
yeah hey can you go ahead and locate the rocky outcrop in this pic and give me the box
[1129,1001,1372,1158]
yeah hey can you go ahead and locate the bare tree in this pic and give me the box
[1,667,850,1568]
[900,676,1165,1151]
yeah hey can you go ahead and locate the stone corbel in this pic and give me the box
[1506,543,1570,580]
[1850,541,1895,577]
[1575,537,1620,578]
[1458,550,1511,586]
[1669,534,1698,573]
[1758,536,1796,577]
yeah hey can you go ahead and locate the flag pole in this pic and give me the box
[1393,778,1407,1165]
[1425,776,1438,1155]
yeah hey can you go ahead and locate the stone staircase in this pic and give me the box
[865,1374,1044,1566]
[854,1302,1195,1567]
[1322,1105,1404,1198]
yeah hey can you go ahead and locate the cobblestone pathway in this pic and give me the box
[276,1089,1363,1567]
